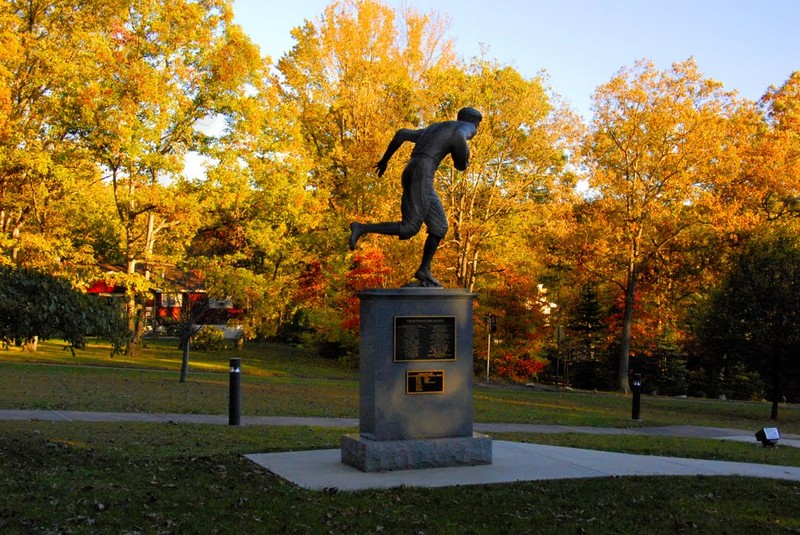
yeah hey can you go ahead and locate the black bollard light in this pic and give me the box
[229,357,242,426]
[631,373,642,421]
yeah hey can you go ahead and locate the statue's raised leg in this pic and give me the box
[349,221,412,250]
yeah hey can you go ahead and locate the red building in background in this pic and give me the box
[86,265,244,337]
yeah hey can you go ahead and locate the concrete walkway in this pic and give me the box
[0,409,360,428]
[247,441,800,491]
[4,409,800,491]
[3,409,799,443]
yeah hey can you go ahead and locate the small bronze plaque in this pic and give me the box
[406,370,445,394]
[394,316,456,362]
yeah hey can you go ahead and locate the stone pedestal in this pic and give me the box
[341,288,492,472]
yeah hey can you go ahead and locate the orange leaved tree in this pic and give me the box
[581,58,751,392]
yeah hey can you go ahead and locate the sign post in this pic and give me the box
[229,358,242,426]
[631,373,642,421]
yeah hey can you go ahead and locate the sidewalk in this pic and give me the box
[247,440,800,491]
[0,409,359,428]
[3,409,799,443]
[4,409,799,491]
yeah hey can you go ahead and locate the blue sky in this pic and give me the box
[232,0,800,120]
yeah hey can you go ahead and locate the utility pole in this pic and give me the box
[555,325,565,386]
[486,313,497,382]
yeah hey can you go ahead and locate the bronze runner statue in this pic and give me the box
[348,107,482,287]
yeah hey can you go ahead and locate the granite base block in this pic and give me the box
[341,433,492,472]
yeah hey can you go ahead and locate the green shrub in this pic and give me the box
[191,326,228,351]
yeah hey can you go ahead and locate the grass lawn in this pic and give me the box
[2,339,797,433]
[2,339,800,532]
[0,338,360,417]
[1,421,799,534]
[0,337,356,379]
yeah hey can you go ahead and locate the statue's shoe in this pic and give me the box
[409,269,442,287]
[348,222,363,251]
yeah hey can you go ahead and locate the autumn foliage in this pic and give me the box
[341,247,394,332]
[2,0,799,395]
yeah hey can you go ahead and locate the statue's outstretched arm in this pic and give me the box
[374,128,421,176]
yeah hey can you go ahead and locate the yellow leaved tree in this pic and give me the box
[67,0,264,354]
[0,0,108,269]
[580,58,753,392]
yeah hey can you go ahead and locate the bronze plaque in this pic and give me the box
[394,316,456,362]
[406,370,445,394]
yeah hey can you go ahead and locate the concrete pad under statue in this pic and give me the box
[341,287,492,472]
[341,432,491,472]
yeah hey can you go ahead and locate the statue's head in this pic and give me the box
[457,107,482,126]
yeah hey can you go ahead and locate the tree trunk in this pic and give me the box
[180,336,190,383]
[618,267,637,393]
[468,247,479,292]
[10,223,21,261]
[124,294,140,357]
[770,351,781,420]
[144,212,155,280]
[618,222,643,393]
[124,258,140,357]
[456,232,477,290]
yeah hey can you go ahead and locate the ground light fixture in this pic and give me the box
[755,427,780,447]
